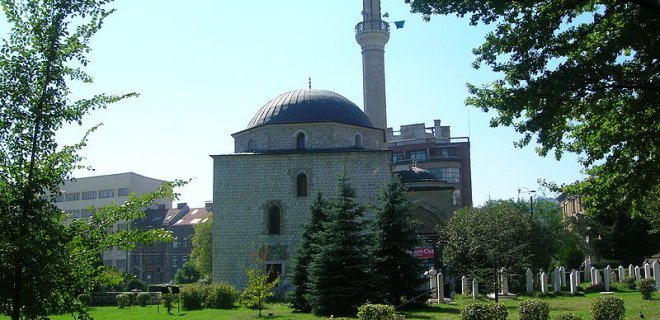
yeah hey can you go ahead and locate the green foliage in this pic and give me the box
[179,284,206,310]
[205,283,239,309]
[407,0,660,230]
[527,199,570,270]
[77,293,92,307]
[372,176,427,307]
[116,293,132,309]
[553,314,581,320]
[518,299,549,320]
[124,275,147,292]
[240,268,280,316]
[306,175,376,316]
[623,276,637,290]
[160,293,177,315]
[638,278,656,300]
[460,303,508,320]
[136,292,150,307]
[174,262,201,284]
[589,296,625,320]
[357,303,406,320]
[190,216,213,277]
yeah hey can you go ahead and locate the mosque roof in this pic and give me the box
[396,166,438,183]
[247,89,374,129]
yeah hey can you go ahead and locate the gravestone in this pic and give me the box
[437,272,444,304]
[570,270,578,294]
[644,262,651,278]
[553,268,561,292]
[634,266,641,281]
[629,264,634,279]
[559,266,566,287]
[472,279,478,299]
[653,261,660,289]
[576,268,580,284]
[604,265,611,291]
[585,259,592,282]
[591,267,597,285]
[526,268,534,293]
[541,272,548,294]
[618,265,625,282]
[461,276,469,295]
[427,268,437,299]
[500,268,508,295]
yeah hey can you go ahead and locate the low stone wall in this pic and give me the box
[90,292,161,306]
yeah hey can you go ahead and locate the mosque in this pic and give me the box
[211,0,472,288]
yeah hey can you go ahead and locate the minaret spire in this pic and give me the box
[356,0,389,130]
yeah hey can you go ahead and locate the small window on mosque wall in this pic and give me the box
[296,173,308,197]
[355,134,363,149]
[296,132,306,150]
[267,206,281,235]
[452,189,462,206]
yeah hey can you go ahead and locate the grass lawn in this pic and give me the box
[2,289,657,319]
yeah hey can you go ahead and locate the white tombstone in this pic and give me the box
[526,268,534,293]
[634,266,641,281]
[604,265,611,291]
[461,276,469,295]
[591,267,597,285]
[559,266,566,287]
[576,268,581,284]
[618,265,625,282]
[472,279,478,299]
[629,264,634,279]
[585,259,592,282]
[437,272,444,304]
[541,272,548,294]
[653,261,660,289]
[570,270,578,294]
[595,270,601,285]
[643,262,651,278]
[553,268,561,292]
[500,268,508,295]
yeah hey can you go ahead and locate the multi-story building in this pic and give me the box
[53,172,171,270]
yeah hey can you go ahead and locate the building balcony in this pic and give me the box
[355,20,389,34]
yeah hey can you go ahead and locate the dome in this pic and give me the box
[396,166,438,183]
[247,89,374,129]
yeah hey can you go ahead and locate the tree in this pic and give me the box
[191,216,213,277]
[372,176,426,307]
[174,262,201,284]
[306,175,375,316]
[0,1,181,318]
[406,0,660,227]
[240,268,280,317]
[290,191,328,312]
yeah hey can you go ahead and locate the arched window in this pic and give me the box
[296,173,308,197]
[296,132,306,150]
[355,134,363,149]
[452,189,462,206]
[267,206,281,235]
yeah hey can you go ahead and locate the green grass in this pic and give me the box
[2,289,658,319]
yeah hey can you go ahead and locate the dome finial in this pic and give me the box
[308,76,312,89]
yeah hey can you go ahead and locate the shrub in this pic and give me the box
[623,276,636,289]
[638,278,656,300]
[116,293,132,309]
[124,276,147,291]
[590,296,624,320]
[518,299,549,320]
[136,292,150,307]
[77,293,91,306]
[460,303,508,320]
[554,314,581,320]
[357,303,405,320]
[161,293,177,315]
[206,283,239,309]
[179,284,208,310]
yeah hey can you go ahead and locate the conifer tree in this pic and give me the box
[290,191,328,312]
[306,175,375,316]
[372,176,426,307]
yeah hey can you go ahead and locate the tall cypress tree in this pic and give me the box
[306,175,375,316]
[372,176,427,307]
[290,191,327,312]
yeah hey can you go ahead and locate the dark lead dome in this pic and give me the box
[247,89,374,129]
[396,167,438,183]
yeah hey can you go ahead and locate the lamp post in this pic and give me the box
[517,187,537,218]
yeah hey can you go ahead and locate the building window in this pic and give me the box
[392,152,404,163]
[80,209,92,218]
[99,189,114,198]
[82,191,97,200]
[116,259,127,271]
[410,150,427,162]
[429,167,461,184]
[56,194,64,202]
[296,132,306,150]
[65,192,80,201]
[452,189,462,206]
[296,173,308,197]
[182,256,188,265]
[67,210,80,219]
[172,256,178,268]
[267,206,281,235]
[266,263,282,284]
[355,134,363,149]
[183,237,188,247]
[172,237,178,248]
[118,188,129,197]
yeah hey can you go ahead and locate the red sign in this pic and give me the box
[413,247,435,259]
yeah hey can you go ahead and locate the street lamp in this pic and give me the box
[517,187,537,218]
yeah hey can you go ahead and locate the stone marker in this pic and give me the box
[604,265,611,291]
[629,264,634,279]
[570,270,577,294]
[644,262,651,278]
[591,267,597,285]
[472,279,478,299]
[461,276,469,295]
[553,268,561,292]
[437,272,444,304]
[634,266,641,281]
[526,268,534,293]
[541,272,548,294]
[618,265,625,282]
[653,261,660,289]
[576,268,581,284]
[500,268,508,295]
[585,259,592,282]
[559,266,566,287]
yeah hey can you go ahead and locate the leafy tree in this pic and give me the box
[191,216,213,277]
[306,175,375,316]
[0,1,182,318]
[240,268,280,317]
[406,0,660,227]
[290,191,328,312]
[174,262,201,284]
[372,176,426,307]
[526,198,565,270]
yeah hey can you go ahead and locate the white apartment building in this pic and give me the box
[54,172,171,271]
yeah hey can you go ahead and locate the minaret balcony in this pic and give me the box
[355,20,390,35]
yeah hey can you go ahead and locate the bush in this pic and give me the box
[116,293,132,309]
[518,299,549,320]
[161,293,177,315]
[124,276,147,291]
[136,292,150,307]
[590,296,624,320]
[179,284,208,310]
[206,283,239,309]
[357,303,405,320]
[460,303,508,320]
[77,293,91,306]
[554,314,581,320]
[638,278,656,300]
[623,276,636,289]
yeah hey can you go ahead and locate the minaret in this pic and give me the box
[356,0,389,130]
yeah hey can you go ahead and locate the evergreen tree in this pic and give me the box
[290,191,328,312]
[306,175,375,316]
[372,176,426,307]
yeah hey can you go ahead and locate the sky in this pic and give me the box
[2,0,584,207]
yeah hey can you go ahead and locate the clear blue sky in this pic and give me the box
[2,0,583,207]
